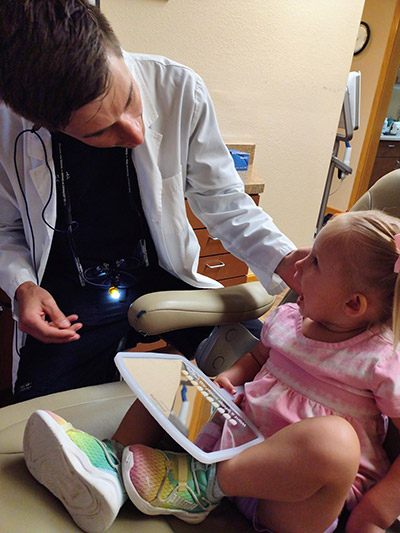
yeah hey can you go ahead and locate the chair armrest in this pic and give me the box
[128,282,275,335]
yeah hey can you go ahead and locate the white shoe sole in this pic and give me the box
[122,447,210,524]
[23,410,123,533]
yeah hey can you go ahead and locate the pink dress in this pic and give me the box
[237,304,400,508]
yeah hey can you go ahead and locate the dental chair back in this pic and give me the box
[350,169,400,217]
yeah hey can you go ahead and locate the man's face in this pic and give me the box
[63,55,145,148]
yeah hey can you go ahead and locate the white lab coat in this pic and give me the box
[0,53,294,368]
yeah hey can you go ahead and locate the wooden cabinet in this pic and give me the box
[185,193,260,287]
[185,143,265,287]
[370,140,400,188]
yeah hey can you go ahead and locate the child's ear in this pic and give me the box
[343,293,368,317]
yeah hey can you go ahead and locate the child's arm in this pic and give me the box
[346,417,400,533]
[214,340,270,395]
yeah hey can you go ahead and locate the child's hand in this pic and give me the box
[346,507,386,533]
[214,375,244,408]
[233,392,245,407]
[214,374,237,395]
[213,346,267,394]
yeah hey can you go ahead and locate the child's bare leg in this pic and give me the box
[112,399,164,446]
[217,416,360,533]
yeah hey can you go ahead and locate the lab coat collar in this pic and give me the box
[122,52,163,221]
[122,51,159,129]
[26,126,51,161]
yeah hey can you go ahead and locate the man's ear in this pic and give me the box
[343,293,368,317]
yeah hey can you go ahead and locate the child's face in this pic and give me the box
[294,224,349,328]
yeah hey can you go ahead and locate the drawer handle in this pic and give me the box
[208,235,219,241]
[389,144,396,148]
[205,261,225,269]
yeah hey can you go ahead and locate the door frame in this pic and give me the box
[349,2,400,207]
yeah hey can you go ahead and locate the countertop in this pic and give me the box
[380,134,400,141]
[226,142,265,195]
[241,168,265,195]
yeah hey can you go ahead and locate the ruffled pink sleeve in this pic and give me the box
[260,306,280,348]
[372,347,400,418]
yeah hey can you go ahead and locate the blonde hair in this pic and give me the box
[323,210,400,347]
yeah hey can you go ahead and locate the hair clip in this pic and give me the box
[394,234,400,273]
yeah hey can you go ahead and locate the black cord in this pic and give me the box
[14,128,100,289]
[13,128,41,285]
[13,128,79,277]
[14,127,147,292]
[30,130,79,235]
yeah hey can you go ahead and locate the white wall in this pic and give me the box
[102,0,365,247]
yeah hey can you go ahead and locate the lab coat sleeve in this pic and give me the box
[0,158,38,310]
[184,76,295,294]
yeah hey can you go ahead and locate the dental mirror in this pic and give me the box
[114,352,264,463]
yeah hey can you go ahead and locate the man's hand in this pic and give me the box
[275,248,310,294]
[15,281,82,343]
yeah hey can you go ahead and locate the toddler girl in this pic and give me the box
[23,210,400,533]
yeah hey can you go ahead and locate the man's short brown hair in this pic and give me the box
[0,0,122,130]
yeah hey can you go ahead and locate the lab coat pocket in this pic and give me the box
[161,171,188,235]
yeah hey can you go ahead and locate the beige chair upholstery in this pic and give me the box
[0,382,255,532]
[350,169,400,217]
[2,387,400,531]
[129,281,275,335]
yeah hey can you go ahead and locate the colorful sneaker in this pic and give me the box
[122,444,223,524]
[23,410,126,533]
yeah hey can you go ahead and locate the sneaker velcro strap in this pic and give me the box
[177,454,188,492]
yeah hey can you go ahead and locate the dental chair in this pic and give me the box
[2,170,400,532]
[0,284,274,533]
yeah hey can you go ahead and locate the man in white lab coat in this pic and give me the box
[0,0,304,401]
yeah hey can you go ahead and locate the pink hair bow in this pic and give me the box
[395,234,400,273]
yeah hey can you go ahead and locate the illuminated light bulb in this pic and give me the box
[108,286,120,300]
